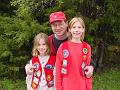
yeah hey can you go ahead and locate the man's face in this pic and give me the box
[51,20,68,37]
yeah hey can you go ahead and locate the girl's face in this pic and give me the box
[69,21,84,41]
[37,39,47,56]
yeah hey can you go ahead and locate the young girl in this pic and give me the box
[26,33,56,90]
[55,17,92,90]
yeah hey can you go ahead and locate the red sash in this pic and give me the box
[61,42,89,76]
[31,55,56,89]
[31,57,42,89]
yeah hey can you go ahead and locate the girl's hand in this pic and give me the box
[84,66,93,78]
[25,64,36,75]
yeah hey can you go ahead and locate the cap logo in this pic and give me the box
[54,15,57,18]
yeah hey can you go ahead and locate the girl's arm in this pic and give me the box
[85,44,92,90]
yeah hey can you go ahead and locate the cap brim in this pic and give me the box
[50,19,66,24]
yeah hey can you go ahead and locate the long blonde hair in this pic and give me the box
[68,17,85,41]
[32,33,51,56]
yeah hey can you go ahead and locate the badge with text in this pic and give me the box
[63,49,69,58]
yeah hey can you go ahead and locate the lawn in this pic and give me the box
[0,66,120,90]
[93,66,120,90]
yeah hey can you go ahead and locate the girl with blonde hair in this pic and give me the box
[55,17,92,90]
[26,33,56,90]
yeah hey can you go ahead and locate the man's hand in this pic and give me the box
[84,66,94,78]
[25,64,36,75]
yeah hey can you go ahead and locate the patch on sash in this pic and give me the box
[83,55,87,60]
[63,49,69,58]
[45,64,53,70]
[48,80,54,86]
[81,62,86,69]
[47,75,52,81]
[36,70,41,77]
[31,77,39,89]
[83,48,88,54]
[62,59,67,67]
[61,68,67,74]
[31,82,37,89]
[33,62,39,70]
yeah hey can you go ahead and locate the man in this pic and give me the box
[25,11,94,77]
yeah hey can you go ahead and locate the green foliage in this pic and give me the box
[0,15,51,78]
[0,0,14,16]
[0,78,26,90]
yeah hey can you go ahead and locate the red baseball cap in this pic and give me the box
[49,11,66,24]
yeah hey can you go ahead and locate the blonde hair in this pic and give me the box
[68,17,85,41]
[32,33,51,56]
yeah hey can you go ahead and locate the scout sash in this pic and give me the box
[61,42,70,76]
[44,55,56,87]
[81,42,89,76]
[31,55,55,89]
[31,57,42,89]
[61,42,89,76]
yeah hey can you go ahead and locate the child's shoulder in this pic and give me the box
[50,53,56,58]
[83,41,91,48]
[61,41,69,45]
[31,56,38,60]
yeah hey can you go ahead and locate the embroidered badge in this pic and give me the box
[31,82,37,89]
[33,77,39,84]
[81,62,86,75]
[46,64,53,70]
[83,55,87,60]
[81,62,86,69]
[47,75,52,81]
[83,48,88,54]
[63,49,69,58]
[33,62,39,70]
[36,70,41,77]
[48,80,54,86]
[62,59,67,67]
[33,72,37,77]
[61,68,67,74]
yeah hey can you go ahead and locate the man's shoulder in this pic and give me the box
[49,34,54,42]
[59,41,68,48]
[49,34,53,38]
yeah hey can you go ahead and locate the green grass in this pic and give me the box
[0,78,26,90]
[93,67,120,90]
[0,67,120,90]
